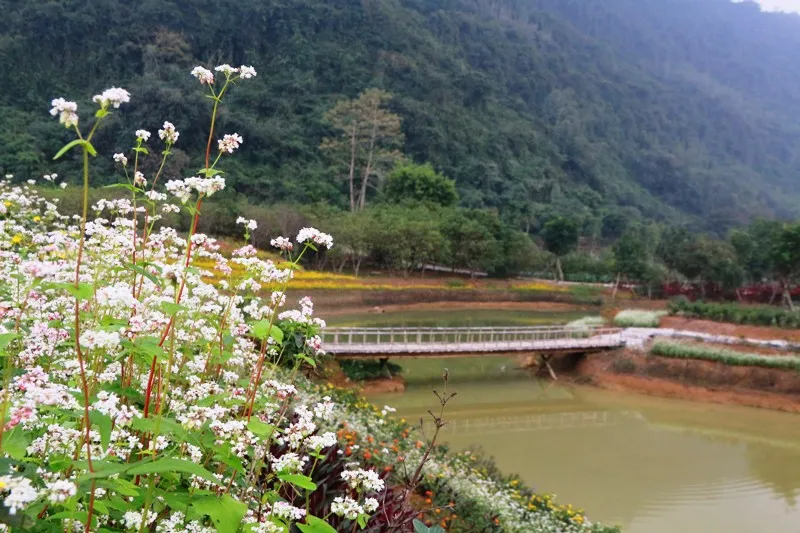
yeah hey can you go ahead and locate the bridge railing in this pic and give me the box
[321,326,621,347]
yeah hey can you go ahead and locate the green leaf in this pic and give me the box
[3,426,30,460]
[49,282,93,301]
[251,320,283,343]
[133,146,150,155]
[278,473,317,491]
[297,516,337,533]
[413,519,444,533]
[160,301,185,316]
[128,458,218,484]
[95,108,109,119]
[85,142,98,157]
[53,139,85,160]
[89,411,112,451]
[192,495,246,533]
[246,419,277,438]
[125,263,161,286]
[0,332,19,353]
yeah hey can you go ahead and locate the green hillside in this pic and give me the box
[1,0,799,233]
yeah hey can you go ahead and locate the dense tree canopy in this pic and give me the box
[2,0,800,234]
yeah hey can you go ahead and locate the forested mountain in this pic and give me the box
[1,0,799,234]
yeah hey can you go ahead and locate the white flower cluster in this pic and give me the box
[113,153,128,166]
[341,468,385,493]
[158,121,180,144]
[92,87,130,109]
[191,64,257,84]
[218,133,243,154]
[270,236,293,251]
[236,216,257,231]
[165,176,226,203]
[135,129,151,142]
[296,227,333,249]
[49,98,78,128]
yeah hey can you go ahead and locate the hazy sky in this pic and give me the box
[750,0,800,12]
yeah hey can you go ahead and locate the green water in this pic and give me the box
[338,308,800,533]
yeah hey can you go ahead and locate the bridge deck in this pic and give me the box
[323,326,624,357]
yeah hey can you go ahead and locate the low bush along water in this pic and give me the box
[669,298,800,328]
[0,67,617,532]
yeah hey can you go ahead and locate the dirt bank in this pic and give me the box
[573,349,800,413]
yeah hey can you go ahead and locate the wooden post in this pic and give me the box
[539,354,558,381]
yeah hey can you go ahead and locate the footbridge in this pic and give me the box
[322,326,625,359]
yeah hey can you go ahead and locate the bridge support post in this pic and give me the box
[538,354,558,381]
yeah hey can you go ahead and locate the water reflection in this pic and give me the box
[374,375,800,533]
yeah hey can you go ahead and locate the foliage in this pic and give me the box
[669,299,800,329]
[339,360,403,382]
[383,163,458,207]
[613,310,666,328]
[650,342,800,372]
[542,217,579,281]
[4,0,800,231]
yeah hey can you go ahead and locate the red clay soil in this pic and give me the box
[574,350,800,413]
[661,316,800,342]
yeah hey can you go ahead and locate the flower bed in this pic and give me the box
[650,341,800,371]
[613,309,666,328]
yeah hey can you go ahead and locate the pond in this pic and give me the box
[334,307,800,533]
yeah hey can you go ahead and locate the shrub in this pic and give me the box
[668,299,800,328]
[613,309,666,327]
[650,342,800,371]
[340,359,403,381]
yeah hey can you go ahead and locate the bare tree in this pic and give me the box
[320,89,404,211]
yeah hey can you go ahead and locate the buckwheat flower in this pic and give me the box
[218,133,243,154]
[239,65,257,79]
[134,171,146,187]
[42,173,55,182]
[50,97,79,128]
[331,496,364,520]
[45,480,77,504]
[111,153,128,166]
[59,183,67,189]
[363,497,379,513]
[270,236,293,251]
[92,87,130,109]
[269,501,306,521]
[4,174,11,179]
[214,64,239,76]
[341,469,385,493]
[135,129,151,142]
[158,121,179,144]
[271,452,307,473]
[123,510,155,530]
[26,180,35,185]
[296,227,333,249]
[305,432,337,451]
[0,476,39,515]
[191,66,214,85]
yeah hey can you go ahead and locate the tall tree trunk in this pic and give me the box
[611,272,621,299]
[348,124,357,212]
[353,257,363,277]
[358,119,378,210]
[782,280,795,310]
[555,257,564,282]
